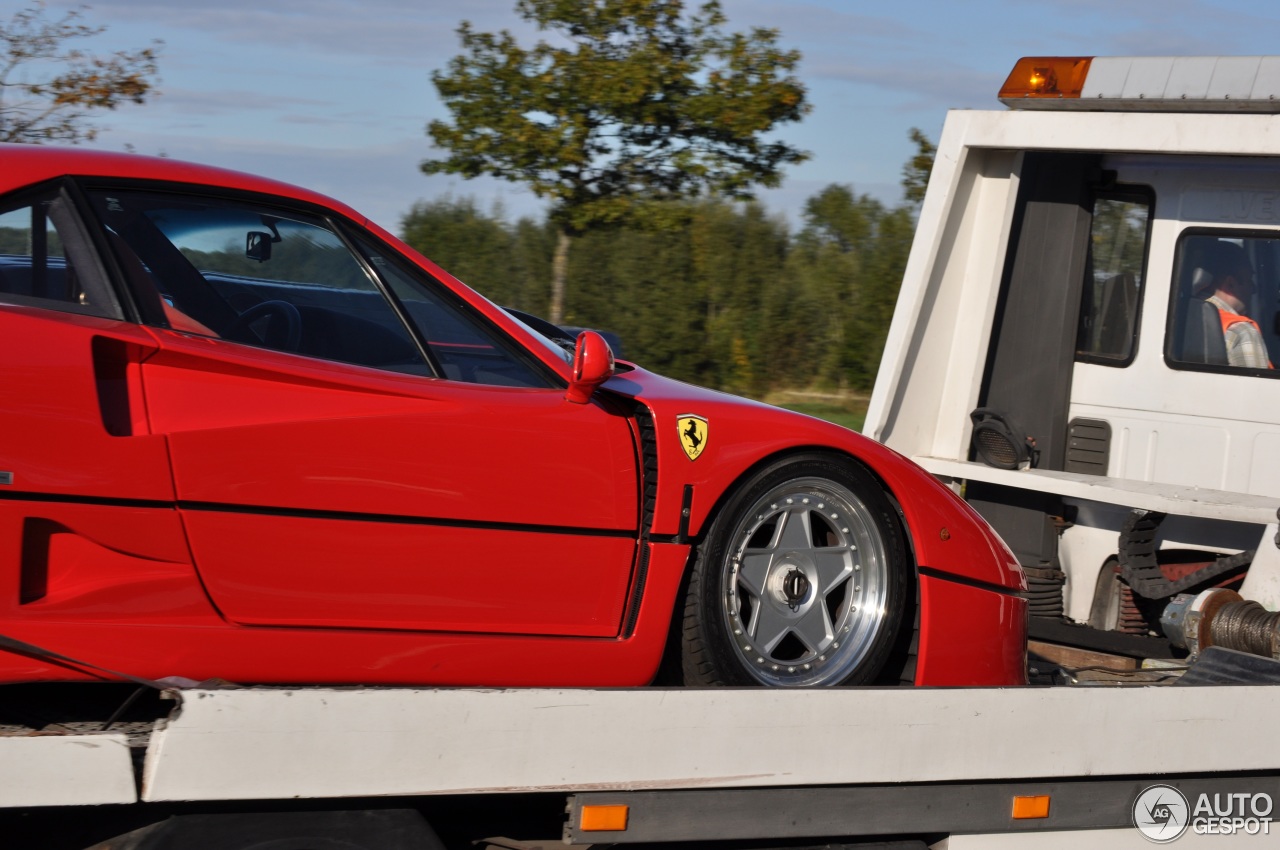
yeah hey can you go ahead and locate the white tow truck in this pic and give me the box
[865,55,1280,677]
[6,55,1280,849]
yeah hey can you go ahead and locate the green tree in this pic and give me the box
[787,184,912,391]
[0,2,161,144]
[423,0,809,323]
[402,197,516,302]
[901,127,935,209]
[508,216,556,315]
[555,196,787,390]
[400,196,553,313]
[689,198,788,394]
[845,204,912,389]
[567,219,701,375]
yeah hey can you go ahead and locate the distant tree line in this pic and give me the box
[401,175,921,397]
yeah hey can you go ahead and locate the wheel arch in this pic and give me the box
[687,445,918,570]
[661,445,921,685]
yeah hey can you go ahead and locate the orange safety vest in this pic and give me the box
[1216,308,1274,369]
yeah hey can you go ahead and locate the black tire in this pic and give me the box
[682,453,910,687]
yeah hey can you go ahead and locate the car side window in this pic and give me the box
[356,238,557,388]
[0,187,122,319]
[85,189,430,374]
[1076,191,1151,365]
[1168,231,1279,374]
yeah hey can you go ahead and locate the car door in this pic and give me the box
[84,185,641,639]
[0,183,213,640]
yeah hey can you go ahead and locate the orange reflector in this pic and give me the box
[1012,795,1051,819]
[580,804,629,832]
[999,57,1092,100]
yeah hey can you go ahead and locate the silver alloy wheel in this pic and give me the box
[721,476,890,686]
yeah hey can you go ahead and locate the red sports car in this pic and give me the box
[0,145,1025,688]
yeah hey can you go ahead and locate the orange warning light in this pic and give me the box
[1012,794,1052,819]
[579,804,629,832]
[999,57,1092,100]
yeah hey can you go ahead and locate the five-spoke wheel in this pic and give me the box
[682,453,908,687]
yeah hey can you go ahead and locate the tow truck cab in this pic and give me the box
[866,56,1280,675]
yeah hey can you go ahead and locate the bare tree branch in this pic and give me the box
[0,2,161,144]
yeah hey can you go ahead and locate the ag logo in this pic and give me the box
[1133,784,1189,843]
[678,414,708,461]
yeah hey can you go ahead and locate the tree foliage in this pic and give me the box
[0,2,161,144]
[785,184,913,390]
[901,127,936,208]
[407,123,933,398]
[423,0,809,322]
[400,182,917,397]
[400,198,557,321]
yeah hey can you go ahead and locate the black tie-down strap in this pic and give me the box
[0,632,171,690]
[0,633,229,692]
[1118,509,1253,600]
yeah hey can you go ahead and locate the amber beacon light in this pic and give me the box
[998,55,1280,112]
[999,57,1092,101]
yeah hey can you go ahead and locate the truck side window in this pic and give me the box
[1168,231,1279,374]
[1076,192,1151,364]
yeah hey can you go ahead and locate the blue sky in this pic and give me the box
[38,0,1280,233]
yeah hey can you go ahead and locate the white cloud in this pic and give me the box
[42,0,546,64]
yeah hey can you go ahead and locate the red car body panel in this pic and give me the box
[1,543,689,687]
[0,501,216,625]
[0,306,172,501]
[0,145,367,225]
[0,144,1026,688]
[142,330,638,528]
[603,369,1026,593]
[182,511,638,636]
[915,573,1028,686]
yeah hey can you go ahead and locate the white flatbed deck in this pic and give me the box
[6,685,1278,807]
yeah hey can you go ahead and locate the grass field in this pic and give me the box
[764,391,869,433]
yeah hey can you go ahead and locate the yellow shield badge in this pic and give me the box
[678,414,708,461]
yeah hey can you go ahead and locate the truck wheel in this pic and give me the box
[682,453,908,687]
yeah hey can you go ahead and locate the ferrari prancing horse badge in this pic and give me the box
[678,414,708,461]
